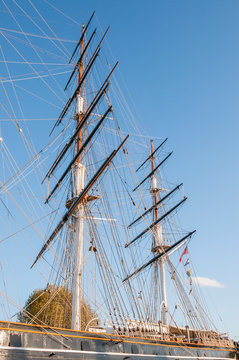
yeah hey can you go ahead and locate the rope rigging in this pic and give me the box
[0,6,220,344]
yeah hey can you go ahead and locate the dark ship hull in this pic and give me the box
[0,321,237,360]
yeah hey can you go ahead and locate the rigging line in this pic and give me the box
[0,260,11,318]
[94,224,125,326]
[45,106,112,203]
[30,282,71,326]
[109,80,143,143]
[0,32,67,105]
[168,258,201,331]
[56,232,103,318]
[2,0,69,100]
[89,145,130,320]
[189,260,214,329]
[65,28,96,90]
[0,291,70,348]
[178,261,218,331]
[0,60,71,65]
[14,84,63,110]
[95,14,147,146]
[1,4,70,111]
[0,207,49,282]
[1,143,51,235]
[42,0,81,26]
[27,0,70,56]
[0,56,21,133]
[80,255,114,322]
[50,47,101,133]
[167,260,202,331]
[98,179,146,321]
[0,110,72,192]
[5,32,67,62]
[32,135,129,269]
[0,30,66,62]
[91,112,113,120]
[47,83,111,177]
[0,27,77,42]
[0,64,66,81]
[2,150,48,201]
[136,138,168,172]
[1,147,50,194]
[95,249,120,326]
[95,200,131,321]
[1,46,29,125]
[8,95,67,226]
[123,231,196,282]
[42,213,74,278]
[111,73,147,146]
[0,70,71,83]
[0,180,66,271]
[114,146,149,221]
[57,27,109,128]
[0,208,61,244]
[133,152,173,192]
[0,198,14,218]
[12,0,69,58]
[0,98,20,132]
[69,11,95,63]
[19,289,48,313]
[0,118,58,121]
[135,260,153,321]
[50,227,70,278]
[28,278,72,329]
[128,183,183,228]
[103,126,161,145]
[78,276,111,324]
[42,284,69,328]
[105,167,143,319]
[0,70,72,83]
[0,46,41,169]
[113,163,163,250]
[125,249,157,315]
[71,213,117,323]
[88,152,132,322]
[0,3,68,24]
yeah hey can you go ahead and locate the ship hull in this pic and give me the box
[0,321,237,360]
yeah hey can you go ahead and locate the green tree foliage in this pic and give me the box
[18,285,97,330]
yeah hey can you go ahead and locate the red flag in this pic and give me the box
[179,246,188,262]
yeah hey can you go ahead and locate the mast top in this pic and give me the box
[69,11,95,63]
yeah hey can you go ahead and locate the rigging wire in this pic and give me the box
[0,7,223,344]
[0,28,77,43]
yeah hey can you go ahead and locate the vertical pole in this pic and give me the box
[71,24,86,331]
[150,139,168,326]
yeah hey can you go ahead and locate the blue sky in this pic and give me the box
[0,0,238,339]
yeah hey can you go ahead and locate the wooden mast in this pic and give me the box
[71,24,85,331]
[150,139,159,223]
[77,24,84,158]
[150,139,160,321]
[150,139,168,326]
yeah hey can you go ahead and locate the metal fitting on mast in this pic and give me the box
[151,175,158,193]
[76,95,84,116]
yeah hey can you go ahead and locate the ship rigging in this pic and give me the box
[0,7,237,360]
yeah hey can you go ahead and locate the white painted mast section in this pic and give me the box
[71,94,85,330]
[150,141,169,326]
[154,222,168,325]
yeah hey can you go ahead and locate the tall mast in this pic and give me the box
[71,24,86,331]
[150,139,168,326]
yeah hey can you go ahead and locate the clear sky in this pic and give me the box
[0,0,238,339]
